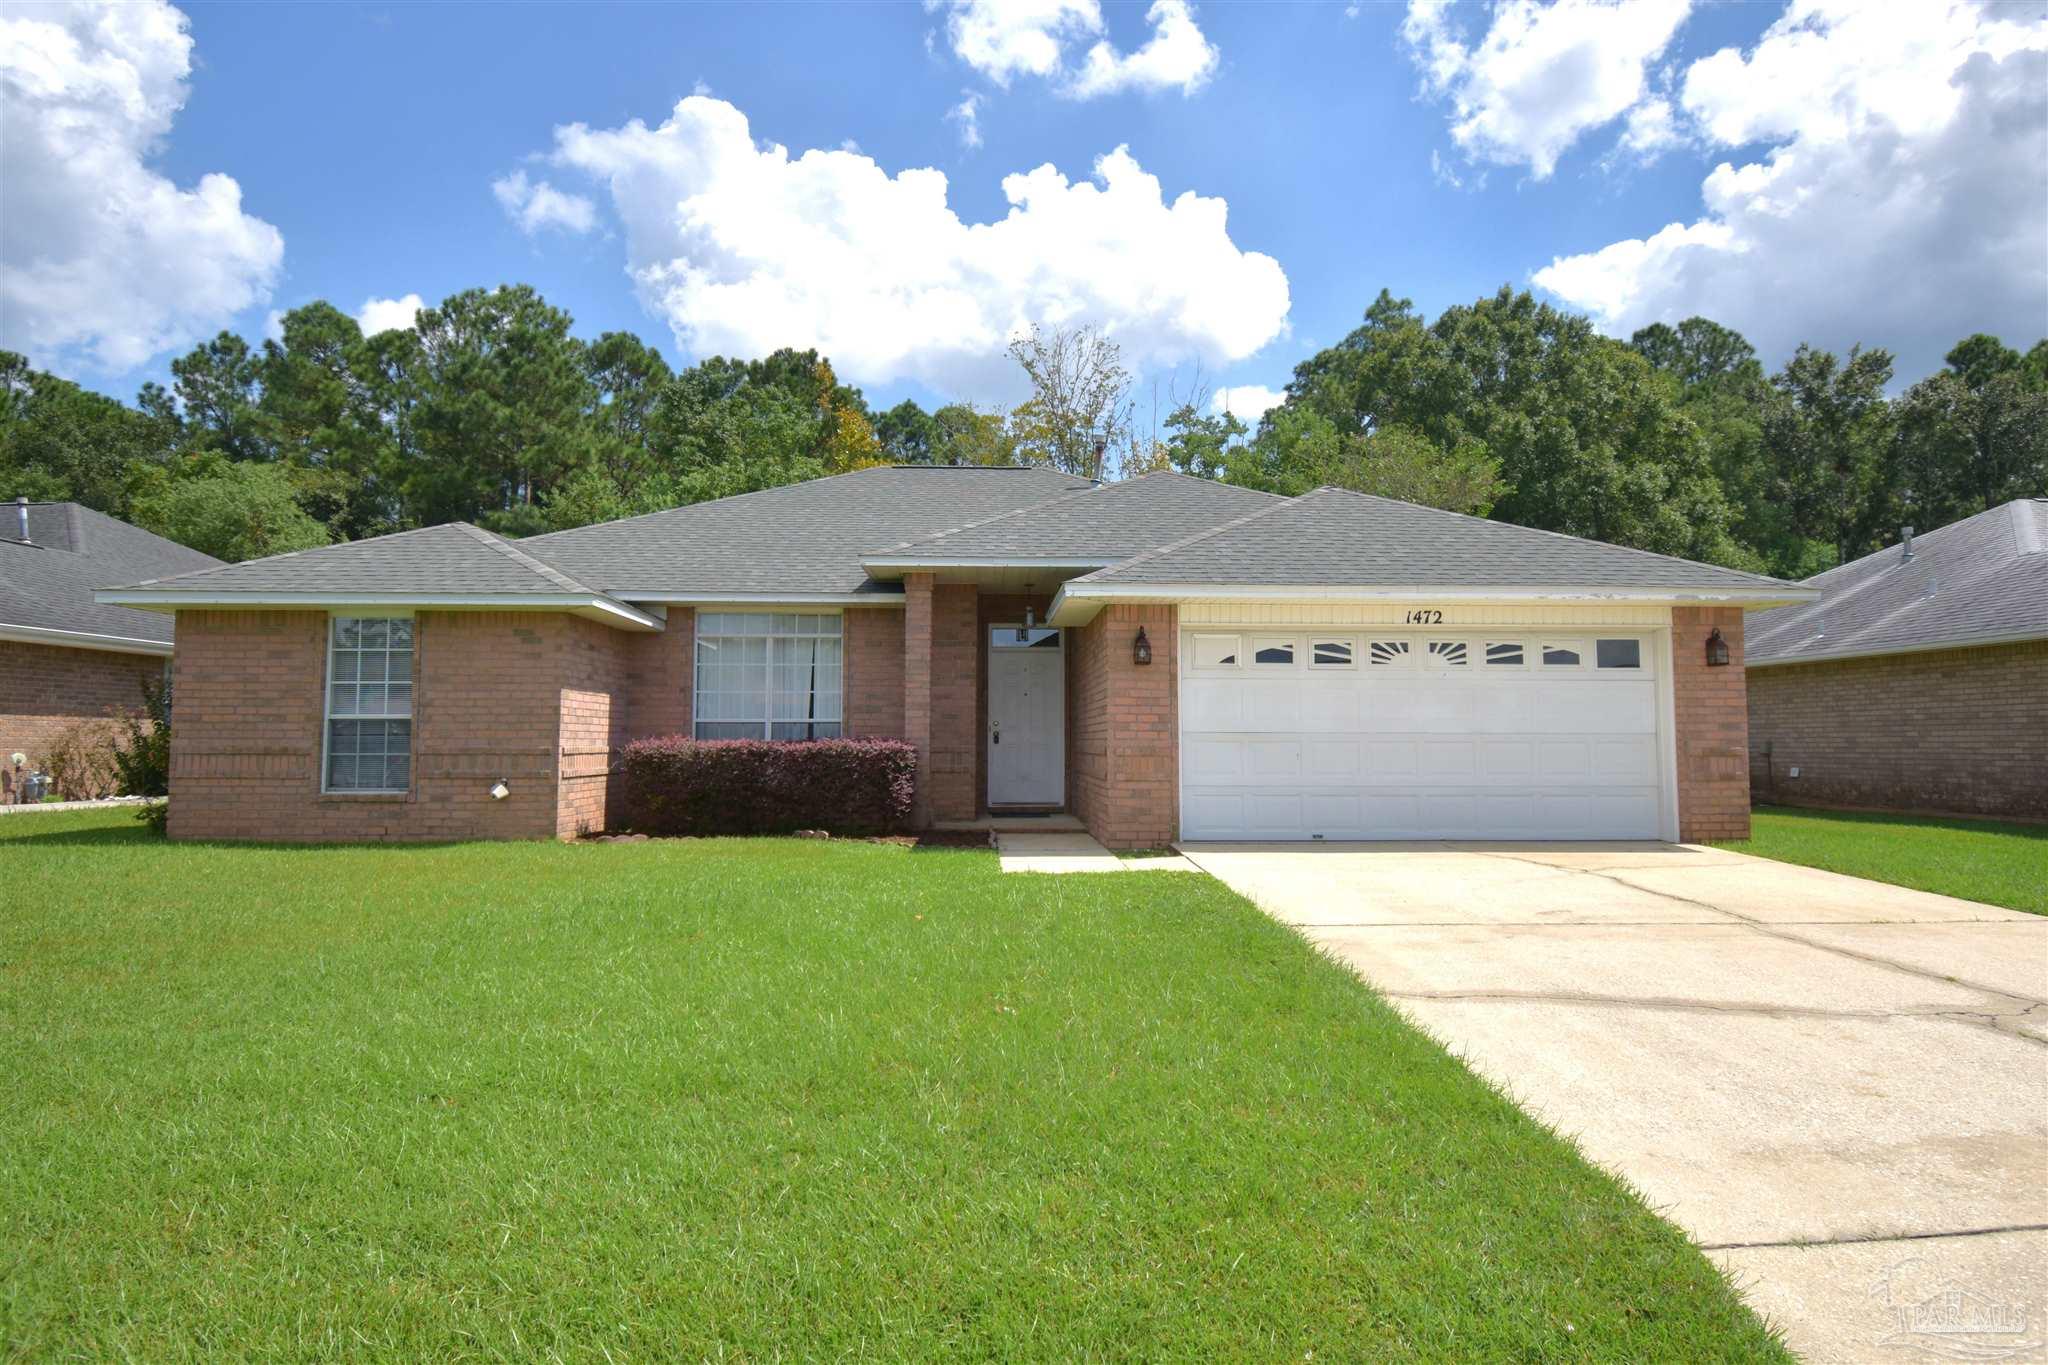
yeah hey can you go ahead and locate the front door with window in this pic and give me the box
[988,626,1065,806]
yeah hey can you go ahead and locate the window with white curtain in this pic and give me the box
[693,612,843,740]
[324,616,414,792]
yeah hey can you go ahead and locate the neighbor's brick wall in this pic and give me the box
[169,610,607,842]
[1747,640,2048,820]
[0,640,164,800]
[844,608,905,739]
[1068,604,1177,849]
[1671,605,1750,842]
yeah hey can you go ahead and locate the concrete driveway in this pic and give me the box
[1180,841,2048,1364]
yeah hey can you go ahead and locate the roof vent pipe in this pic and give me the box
[14,496,27,544]
[1901,526,1914,560]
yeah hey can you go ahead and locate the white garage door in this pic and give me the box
[1180,628,1669,841]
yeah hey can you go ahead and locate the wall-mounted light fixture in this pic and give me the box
[489,780,510,801]
[1133,626,1152,666]
[1704,628,1730,667]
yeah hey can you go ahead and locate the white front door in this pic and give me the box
[988,626,1065,806]
[1179,627,1673,840]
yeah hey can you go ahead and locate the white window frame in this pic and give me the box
[1483,640,1529,669]
[1308,637,1357,669]
[1192,633,1243,669]
[691,611,845,741]
[1249,635,1299,667]
[1540,638,1590,669]
[321,612,415,795]
[1366,638,1413,668]
[1595,637,1647,670]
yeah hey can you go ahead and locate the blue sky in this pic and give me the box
[6,0,2045,417]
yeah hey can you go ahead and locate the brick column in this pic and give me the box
[1070,604,1178,849]
[904,574,936,826]
[1672,605,1750,842]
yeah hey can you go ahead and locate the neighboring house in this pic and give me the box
[1746,499,2048,820]
[2,498,222,799]
[93,467,1812,846]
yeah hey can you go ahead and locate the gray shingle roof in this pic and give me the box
[1072,486,1810,594]
[523,465,1095,595]
[866,470,1283,564]
[1747,499,2048,665]
[108,522,613,599]
[1,502,220,646]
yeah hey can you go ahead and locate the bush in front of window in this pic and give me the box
[617,737,918,837]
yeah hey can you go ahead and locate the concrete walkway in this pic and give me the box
[995,830,1202,874]
[1180,841,2048,1364]
[0,796,151,816]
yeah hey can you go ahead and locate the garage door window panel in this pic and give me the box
[1251,637,1297,666]
[1193,634,1241,668]
[1369,639,1410,667]
[1485,642,1526,667]
[1427,640,1469,667]
[1596,639,1643,669]
[1310,639,1355,668]
[1541,641,1586,668]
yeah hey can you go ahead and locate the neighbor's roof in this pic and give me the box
[96,522,659,630]
[524,465,1095,596]
[1,502,220,652]
[1063,487,1811,597]
[863,470,1283,570]
[1746,499,2048,667]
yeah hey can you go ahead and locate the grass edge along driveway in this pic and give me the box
[1718,804,2048,915]
[3,809,1785,1361]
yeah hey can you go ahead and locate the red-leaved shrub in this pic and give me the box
[617,737,918,836]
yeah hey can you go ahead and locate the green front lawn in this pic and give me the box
[2,811,1781,1360]
[1720,805,2048,915]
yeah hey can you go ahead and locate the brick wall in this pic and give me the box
[168,609,628,842]
[1671,605,1750,842]
[620,606,694,743]
[844,608,905,739]
[901,575,980,824]
[556,615,631,838]
[1747,640,2047,820]
[0,640,165,800]
[1068,604,1178,849]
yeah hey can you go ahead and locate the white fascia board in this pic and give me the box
[1047,581,1820,626]
[0,622,174,656]
[1746,630,2048,669]
[92,591,663,632]
[610,589,909,605]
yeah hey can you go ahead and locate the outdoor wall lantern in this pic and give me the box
[1704,628,1730,667]
[1133,626,1152,666]
[489,780,511,801]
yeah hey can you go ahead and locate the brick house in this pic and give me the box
[94,468,1813,845]
[2,499,220,801]
[1746,499,2048,820]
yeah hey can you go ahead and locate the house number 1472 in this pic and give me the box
[1403,609,1444,624]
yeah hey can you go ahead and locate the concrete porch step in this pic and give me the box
[933,813,1086,833]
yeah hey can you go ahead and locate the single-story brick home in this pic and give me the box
[2,499,220,801]
[94,467,1814,846]
[1746,498,2048,820]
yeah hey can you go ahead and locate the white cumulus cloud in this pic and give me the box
[491,170,599,235]
[355,294,425,336]
[935,0,1218,97]
[0,0,283,373]
[947,90,984,149]
[1402,0,1691,179]
[1534,0,2048,379]
[1211,385,1286,420]
[545,95,1289,394]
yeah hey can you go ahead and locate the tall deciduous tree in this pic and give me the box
[1007,323,1132,479]
[1760,344,1897,567]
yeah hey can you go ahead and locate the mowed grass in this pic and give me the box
[1721,805,2048,915]
[2,811,1783,1361]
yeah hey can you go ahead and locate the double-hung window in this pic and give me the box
[694,612,843,740]
[325,616,414,792]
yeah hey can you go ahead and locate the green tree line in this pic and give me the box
[4,282,2043,578]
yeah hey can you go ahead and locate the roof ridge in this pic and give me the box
[1073,489,1313,583]
[1309,485,1801,589]
[454,522,602,595]
[524,464,1091,546]
[872,470,1289,560]
[115,520,448,589]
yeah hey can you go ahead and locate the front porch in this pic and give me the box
[897,572,1178,849]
